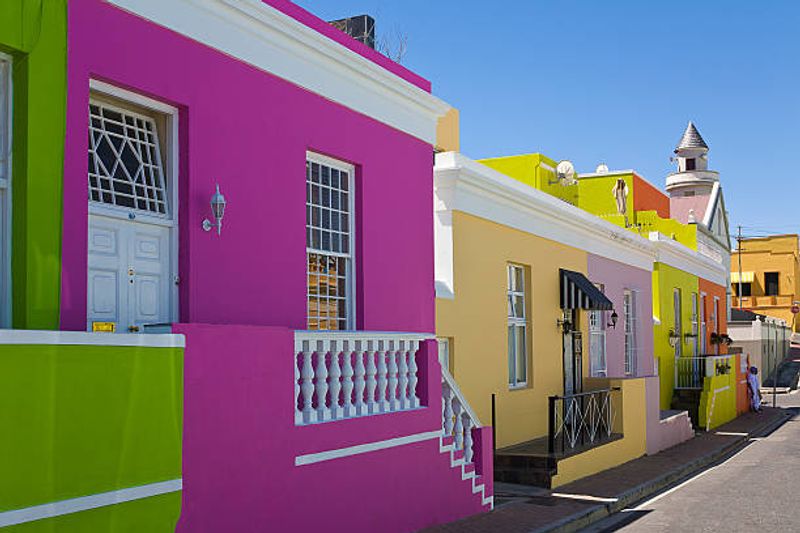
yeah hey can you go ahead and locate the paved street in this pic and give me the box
[585,392,800,532]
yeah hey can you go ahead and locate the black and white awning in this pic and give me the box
[560,269,613,311]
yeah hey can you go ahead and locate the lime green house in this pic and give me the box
[0,0,67,330]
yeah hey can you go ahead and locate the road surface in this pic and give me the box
[584,392,800,532]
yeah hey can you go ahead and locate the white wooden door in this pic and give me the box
[88,214,172,332]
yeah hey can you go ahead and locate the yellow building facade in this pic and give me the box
[435,152,654,487]
[731,234,800,331]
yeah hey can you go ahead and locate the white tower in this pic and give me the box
[666,121,719,196]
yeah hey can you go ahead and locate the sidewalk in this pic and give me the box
[422,407,792,533]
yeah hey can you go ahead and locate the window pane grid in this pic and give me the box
[87,102,168,216]
[306,157,353,330]
[507,265,528,387]
[624,290,637,375]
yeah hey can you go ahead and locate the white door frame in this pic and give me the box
[88,79,179,327]
[0,52,12,328]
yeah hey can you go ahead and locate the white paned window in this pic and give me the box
[624,289,637,375]
[700,294,707,355]
[673,289,682,358]
[306,153,354,330]
[88,100,168,216]
[713,296,720,355]
[589,284,607,377]
[437,337,451,372]
[507,264,528,388]
[691,292,699,357]
[0,54,11,328]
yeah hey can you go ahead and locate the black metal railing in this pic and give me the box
[548,387,621,455]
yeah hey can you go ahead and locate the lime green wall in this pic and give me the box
[3,493,180,533]
[636,211,697,249]
[0,1,67,329]
[479,153,579,205]
[698,357,737,430]
[652,263,700,409]
[577,173,635,219]
[0,342,182,528]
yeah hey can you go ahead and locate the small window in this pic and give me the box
[685,158,696,171]
[589,284,607,377]
[306,154,355,330]
[88,99,169,216]
[735,282,752,297]
[765,272,779,296]
[507,264,528,388]
[624,289,637,375]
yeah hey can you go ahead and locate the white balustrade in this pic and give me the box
[441,367,481,465]
[294,332,425,425]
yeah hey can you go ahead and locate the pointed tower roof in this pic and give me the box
[675,121,708,152]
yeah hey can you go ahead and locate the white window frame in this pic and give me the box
[624,289,637,376]
[673,288,682,359]
[589,284,607,377]
[713,296,720,355]
[691,292,699,357]
[700,293,707,355]
[87,80,180,324]
[0,53,12,328]
[507,263,528,389]
[305,151,356,330]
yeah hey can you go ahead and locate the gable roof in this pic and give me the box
[675,121,709,152]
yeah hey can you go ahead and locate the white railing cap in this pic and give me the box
[0,329,186,348]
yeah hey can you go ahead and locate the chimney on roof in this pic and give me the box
[329,15,376,49]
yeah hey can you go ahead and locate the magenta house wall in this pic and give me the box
[587,254,655,377]
[174,323,492,532]
[60,0,436,333]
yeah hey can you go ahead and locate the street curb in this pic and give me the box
[532,410,792,533]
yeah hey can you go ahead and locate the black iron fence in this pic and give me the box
[548,387,621,455]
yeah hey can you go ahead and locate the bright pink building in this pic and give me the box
[58,0,492,530]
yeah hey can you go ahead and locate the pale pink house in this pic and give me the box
[58,0,491,530]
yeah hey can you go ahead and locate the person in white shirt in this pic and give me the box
[747,366,762,413]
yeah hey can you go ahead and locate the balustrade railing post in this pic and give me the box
[341,340,355,417]
[377,340,389,412]
[462,412,474,463]
[315,340,330,422]
[453,397,465,451]
[328,340,343,420]
[387,339,399,411]
[294,341,302,425]
[301,341,316,424]
[398,340,409,410]
[409,340,420,407]
[354,340,367,416]
[366,340,379,414]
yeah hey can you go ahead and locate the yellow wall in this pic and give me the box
[550,377,648,487]
[698,356,738,429]
[436,211,588,448]
[652,263,700,409]
[732,234,800,331]
[435,108,460,153]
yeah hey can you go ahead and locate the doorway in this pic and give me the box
[86,84,178,332]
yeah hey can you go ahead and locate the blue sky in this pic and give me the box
[296,0,800,239]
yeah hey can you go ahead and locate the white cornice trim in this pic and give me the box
[435,152,729,293]
[0,330,185,348]
[0,479,182,527]
[104,0,450,143]
[649,232,727,285]
[435,153,655,275]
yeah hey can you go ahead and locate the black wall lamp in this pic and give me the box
[607,310,619,329]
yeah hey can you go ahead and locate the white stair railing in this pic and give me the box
[295,331,426,425]
[441,367,481,464]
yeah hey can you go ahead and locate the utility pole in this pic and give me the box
[737,225,744,310]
